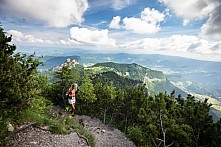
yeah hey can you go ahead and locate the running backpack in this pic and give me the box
[67,91,73,99]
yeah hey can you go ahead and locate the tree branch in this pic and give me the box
[156,138,164,142]
[166,141,174,147]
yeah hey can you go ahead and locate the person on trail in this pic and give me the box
[66,83,78,115]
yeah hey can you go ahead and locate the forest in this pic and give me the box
[1,26,221,147]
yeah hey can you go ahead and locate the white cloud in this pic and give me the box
[0,0,89,27]
[7,28,116,48]
[160,0,216,20]
[120,35,198,51]
[109,8,165,34]
[7,30,77,46]
[183,19,190,26]
[7,30,24,41]
[123,8,165,33]
[194,40,221,55]
[69,27,116,46]
[112,0,136,10]
[122,17,160,34]
[160,0,221,40]
[109,16,121,29]
[141,8,165,24]
[8,30,45,44]
[119,35,221,61]
[210,42,221,54]
[200,4,221,40]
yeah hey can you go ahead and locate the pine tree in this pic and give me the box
[77,74,96,114]
[94,83,116,124]
[51,66,77,106]
[0,26,41,117]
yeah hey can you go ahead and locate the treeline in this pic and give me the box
[92,71,142,88]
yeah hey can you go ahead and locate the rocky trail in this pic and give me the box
[6,106,135,147]
[8,124,89,147]
[75,115,135,147]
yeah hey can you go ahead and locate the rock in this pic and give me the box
[41,125,50,131]
[30,141,37,144]
[75,115,136,147]
[7,122,14,132]
[9,126,89,147]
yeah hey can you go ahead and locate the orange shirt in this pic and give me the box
[66,88,75,97]
[71,89,75,97]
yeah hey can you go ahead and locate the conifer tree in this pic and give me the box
[77,74,96,114]
[0,26,41,117]
[94,83,116,124]
[51,66,77,106]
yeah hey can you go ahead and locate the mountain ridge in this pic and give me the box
[85,61,187,97]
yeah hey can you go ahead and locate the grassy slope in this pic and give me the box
[88,62,165,81]
[87,62,186,96]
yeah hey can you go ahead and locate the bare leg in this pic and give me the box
[72,103,75,110]
[70,103,75,115]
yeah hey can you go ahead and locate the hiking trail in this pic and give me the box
[7,106,135,147]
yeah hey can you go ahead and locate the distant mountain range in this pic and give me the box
[39,53,221,97]
[79,53,221,90]
[39,53,221,121]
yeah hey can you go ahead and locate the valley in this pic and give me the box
[39,53,221,121]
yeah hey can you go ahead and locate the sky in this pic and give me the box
[0,0,221,61]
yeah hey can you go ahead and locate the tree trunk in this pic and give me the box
[124,110,128,134]
[108,108,115,125]
[103,107,107,125]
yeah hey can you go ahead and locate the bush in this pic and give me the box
[0,26,41,124]
[0,117,8,142]
[127,126,143,146]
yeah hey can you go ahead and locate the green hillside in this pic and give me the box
[85,62,186,96]
[151,79,187,96]
[88,62,165,81]
[91,71,142,88]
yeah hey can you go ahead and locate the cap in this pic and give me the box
[73,83,77,87]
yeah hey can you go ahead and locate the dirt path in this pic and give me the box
[9,124,89,147]
[75,115,136,147]
[6,106,135,147]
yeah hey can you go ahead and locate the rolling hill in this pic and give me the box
[86,62,187,96]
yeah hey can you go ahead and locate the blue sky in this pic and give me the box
[0,0,221,61]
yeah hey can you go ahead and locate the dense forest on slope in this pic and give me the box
[92,71,142,89]
[49,61,221,146]
[90,62,165,80]
[86,62,186,97]
[1,26,221,147]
